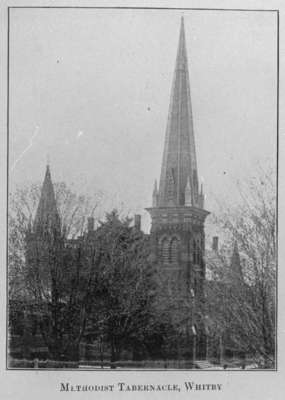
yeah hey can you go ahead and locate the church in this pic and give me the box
[146,16,209,359]
[12,17,245,366]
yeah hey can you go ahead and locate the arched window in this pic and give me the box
[160,237,170,264]
[193,237,202,265]
[169,237,179,263]
[160,236,180,264]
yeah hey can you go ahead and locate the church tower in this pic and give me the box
[146,17,209,359]
[26,164,63,293]
[33,164,61,235]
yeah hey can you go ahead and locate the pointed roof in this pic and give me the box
[33,165,61,234]
[228,242,243,283]
[152,179,158,195]
[185,177,192,206]
[152,180,158,206]
[158,17,199,207]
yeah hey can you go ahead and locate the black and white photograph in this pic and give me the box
[5,2,278,378]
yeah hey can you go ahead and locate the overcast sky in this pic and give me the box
[9,8,277,232]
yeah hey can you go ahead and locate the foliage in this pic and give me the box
[84,210,157,361]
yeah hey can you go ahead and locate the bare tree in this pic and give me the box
[8,182,102,299]
[206,166,276,368]
[8,182,103,361]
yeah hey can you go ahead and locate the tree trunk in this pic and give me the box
[110,337,121,368]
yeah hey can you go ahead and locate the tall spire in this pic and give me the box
[158,17,200,207]
[33,165,61,234]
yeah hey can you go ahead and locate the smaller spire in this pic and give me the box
[229,242,244,284]
[33,164,61,235]
[199,183,204,208]
[185,177,192,206]
[152,180,158,207]
[153,179,158,193]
